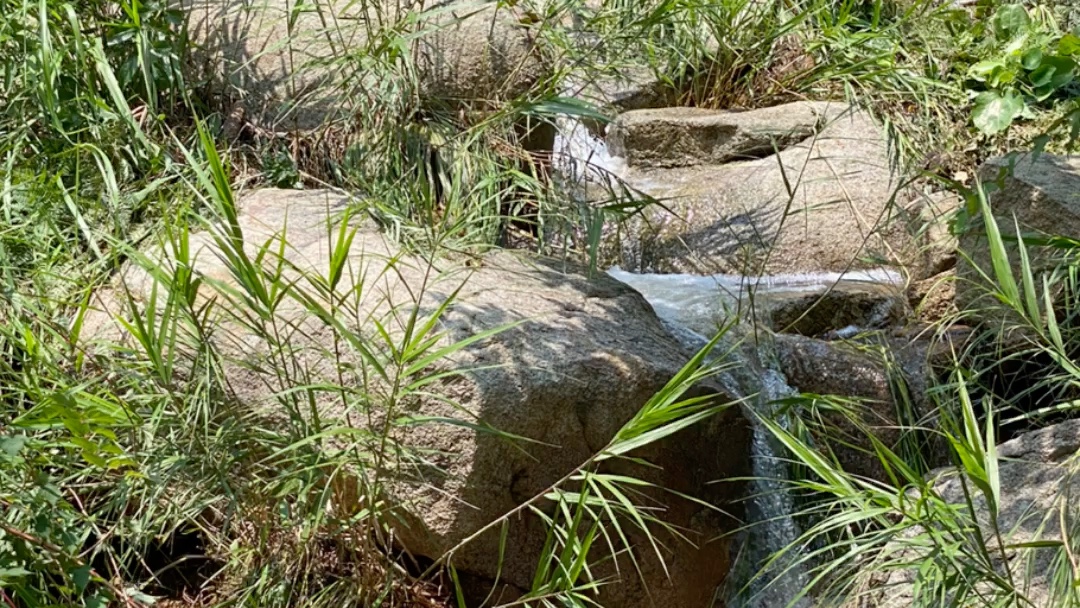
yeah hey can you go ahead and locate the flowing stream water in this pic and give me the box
[608,269,904,608]
[552,112,902,606]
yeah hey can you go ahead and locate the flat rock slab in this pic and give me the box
[608,101,837,169]
[616,105,922,277]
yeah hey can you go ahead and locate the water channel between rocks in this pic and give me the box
[608,268,905,608]
[553,108,901,606]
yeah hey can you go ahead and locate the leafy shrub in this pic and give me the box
[966,3,1080,135]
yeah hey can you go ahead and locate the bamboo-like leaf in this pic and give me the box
[978,183,1020,307]
[1015,218,1042,326]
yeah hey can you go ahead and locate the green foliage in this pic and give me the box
[765,180,1080,607]
[965,3,1080,135]
[9,0,1080,606]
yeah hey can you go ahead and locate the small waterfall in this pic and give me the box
[608,268,819,607]
[550,108,626,186]
[736,368,813,608]
[552,111,893,605]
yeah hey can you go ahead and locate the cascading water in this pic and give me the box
[607,269,891,608]
[551,114,626,186]
[552,110,902,606]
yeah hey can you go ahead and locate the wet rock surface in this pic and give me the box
[764,282,907,337]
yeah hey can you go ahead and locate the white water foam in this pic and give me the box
[551,112,626,185]
[607,266,905,339]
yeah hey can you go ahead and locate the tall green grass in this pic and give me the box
[760,178,1080,607]
[7,0,1080,605]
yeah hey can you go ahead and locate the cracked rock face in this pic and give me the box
[83,188,752,608]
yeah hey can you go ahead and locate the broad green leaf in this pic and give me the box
[1031,55,1077,92]
[1021,47,1044,70]
[993,4,1029,40]
[968,59,1006,81]
[73,564,92,593]
[1059,33,1080,56]
[989,67,1018,88]
[972,90,1024,135]
[1003,34,1029,57]
[0,434,28,458]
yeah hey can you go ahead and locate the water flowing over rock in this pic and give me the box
[607,266,907,338]
[958,153,1080,318]
[551,108,626,185]
[605,268,889,607]
[82,189,754,608]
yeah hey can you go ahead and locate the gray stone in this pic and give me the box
[916,190,961,277]
[185,0,547,130]
[83,188,752,608]
[859,419,1080,608]
[608,101,835,169]
[774,333,945,482]
[616,104,923,277]
[958,153,1080,317]
[764,282,907,337]
[909,269,957,323]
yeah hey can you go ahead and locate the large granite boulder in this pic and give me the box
[83,189,752,607]
[859,419,1080,607]
[774,332,947,481]
[185,0,548,129]
[613,102,930,278]
[958,153,1080,318]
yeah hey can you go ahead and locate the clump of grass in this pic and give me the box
[753,178,1080,607]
